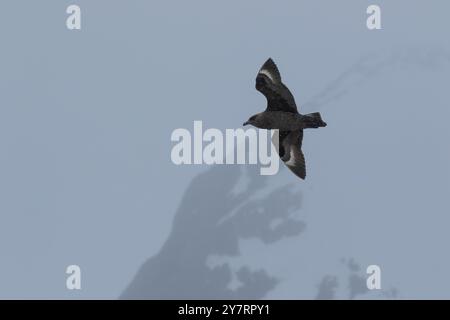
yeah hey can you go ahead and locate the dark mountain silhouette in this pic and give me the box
[121,165,304,299]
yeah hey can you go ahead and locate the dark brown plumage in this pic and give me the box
[243,58,327,179]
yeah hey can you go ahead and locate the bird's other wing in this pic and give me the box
[272,130,306,179]
[255,58,298,114]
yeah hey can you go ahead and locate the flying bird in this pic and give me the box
[243,58,327,179]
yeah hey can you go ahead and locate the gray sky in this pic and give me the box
[0,0,449,298]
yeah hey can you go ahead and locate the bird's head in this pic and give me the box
[243,114,260,127]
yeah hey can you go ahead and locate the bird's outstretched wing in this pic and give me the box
[256,58,298,114]
[272,130,306,179]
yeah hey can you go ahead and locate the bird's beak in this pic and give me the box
[243,121,249,126]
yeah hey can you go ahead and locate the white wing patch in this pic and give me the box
[284,149,296,166]
[259,69,275,83]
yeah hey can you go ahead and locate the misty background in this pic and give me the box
[0,0,449,299]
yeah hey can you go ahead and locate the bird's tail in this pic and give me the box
[302,112,327,128]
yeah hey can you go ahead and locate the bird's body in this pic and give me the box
[247,111,302,131]
[243,58,327,179]
[247,111,325,131]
